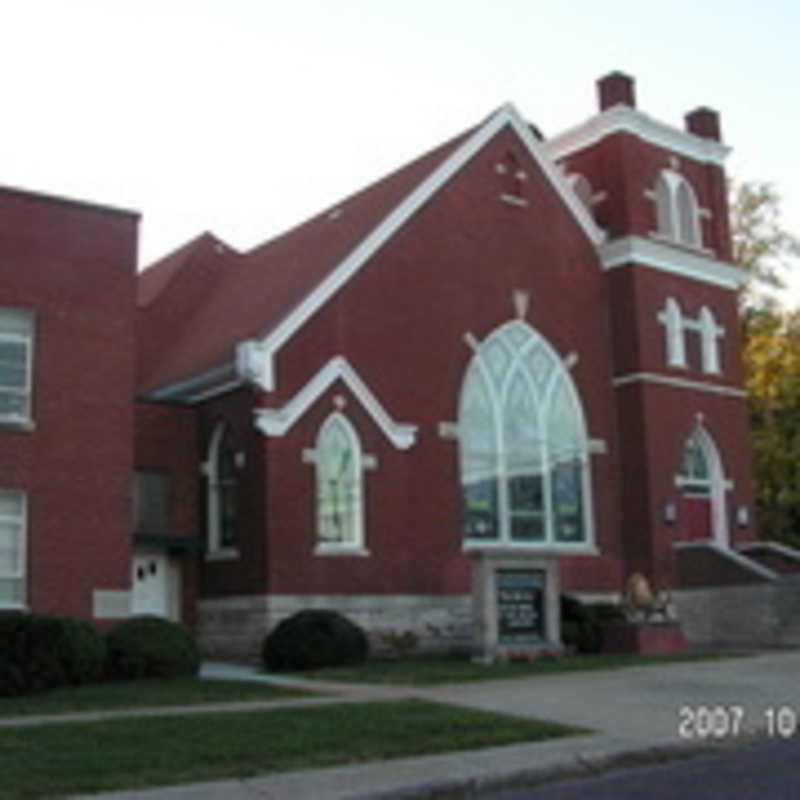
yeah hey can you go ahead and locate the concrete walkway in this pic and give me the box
[25,650,797,799]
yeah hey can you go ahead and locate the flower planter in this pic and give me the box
[601,621,686,655]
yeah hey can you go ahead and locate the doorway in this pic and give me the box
[131,552,179,620]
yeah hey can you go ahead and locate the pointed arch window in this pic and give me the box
[677,431,712,497]
[674,424,731,545]
[315,413,364,550]
[698,306,723,374]
[205,421,240,556]
[652,170,702,248]
[458,321,592,547]
[659,297,688,369]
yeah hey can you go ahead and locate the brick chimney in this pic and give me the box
[685,107,721,141]
[597,72,636,111]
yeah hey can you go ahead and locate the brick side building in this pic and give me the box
[2,73,782,656]
[0,188,138,622]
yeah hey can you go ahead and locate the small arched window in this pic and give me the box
[315,413,364,550]
[698,306,723,374]
[675,181,701,246]
[678,432,711,497]
[652,170,702,248]
[660,297,687,369]
[458,321,592,547]
[567,174,594,213]
[205,421,240,555]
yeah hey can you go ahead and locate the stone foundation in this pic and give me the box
[197,593,473,661]
[673,576,800,647]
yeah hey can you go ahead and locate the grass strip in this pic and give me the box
[0,678,308,718]
[0,700,586,798]
[292,651,753,686]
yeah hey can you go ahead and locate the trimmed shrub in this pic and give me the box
[560,595,626,654]
[105,615,200,680]
[0,613,106,696]
[262,609,369,671]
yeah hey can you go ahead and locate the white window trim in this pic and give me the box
[658,297,688,369]
[458,320,596,552]
[650,169,704,249]
[204,421,240,560]
[658,299,724,375]
[312,412,368,555]
[676,426,731,548]
[253,356,417,450]
[0,308,35,429]
[698,306,724,375]
[0,489,27,609]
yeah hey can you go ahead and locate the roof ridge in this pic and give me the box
[137,232,232,308]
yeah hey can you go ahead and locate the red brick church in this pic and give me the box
[3,73,795,656]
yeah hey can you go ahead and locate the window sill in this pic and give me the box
[0,418,35,433]
[647,232,716,259]
[314,545,370,557]
[204,548,240,562]
[463,541,599,556]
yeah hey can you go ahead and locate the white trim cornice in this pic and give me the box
[253,356,418,450]
[613,372,746,398]
[599,236,746,289]
[148,105,607,403]
[545,105,731,166]
[237,104,605,393]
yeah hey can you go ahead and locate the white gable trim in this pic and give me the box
[599,236,745,289]
[238,105,605,393]
[253,356,418,450]
[545,105,730,166]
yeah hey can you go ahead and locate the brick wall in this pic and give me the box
[0,187,138,621]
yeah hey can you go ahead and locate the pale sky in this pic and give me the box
[2,0,798,304]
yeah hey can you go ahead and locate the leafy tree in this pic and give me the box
[730,180,800,307]
[743,307,800,545]
[733,180,800,544]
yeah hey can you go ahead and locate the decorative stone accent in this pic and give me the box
[470,551,562,661]
[197,594,473,661]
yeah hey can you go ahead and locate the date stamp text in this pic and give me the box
[678,705,798,739]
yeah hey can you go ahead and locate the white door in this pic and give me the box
[131,553,172,618]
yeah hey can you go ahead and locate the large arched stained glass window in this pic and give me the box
[458,321,591,546]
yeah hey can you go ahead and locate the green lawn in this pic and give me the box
[0,700,587,798]
[0,678,308,718]
[290,651,753,686]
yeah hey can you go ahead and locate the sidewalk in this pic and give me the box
[43,649,800,798]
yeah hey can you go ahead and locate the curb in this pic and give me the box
[355,736,767,799]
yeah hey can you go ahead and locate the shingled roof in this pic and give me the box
[137,127,474,396]
[137,104,604,400]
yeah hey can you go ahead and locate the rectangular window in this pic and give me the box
[133,471,170,535]
[0,489,26,607]
[0,308,34,425]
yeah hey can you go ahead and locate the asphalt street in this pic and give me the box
[488,737,800,799]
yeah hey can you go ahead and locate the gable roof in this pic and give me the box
[138,233,217,307]
[141,104,604,401]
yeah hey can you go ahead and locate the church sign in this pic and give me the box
[496,568,545,645]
